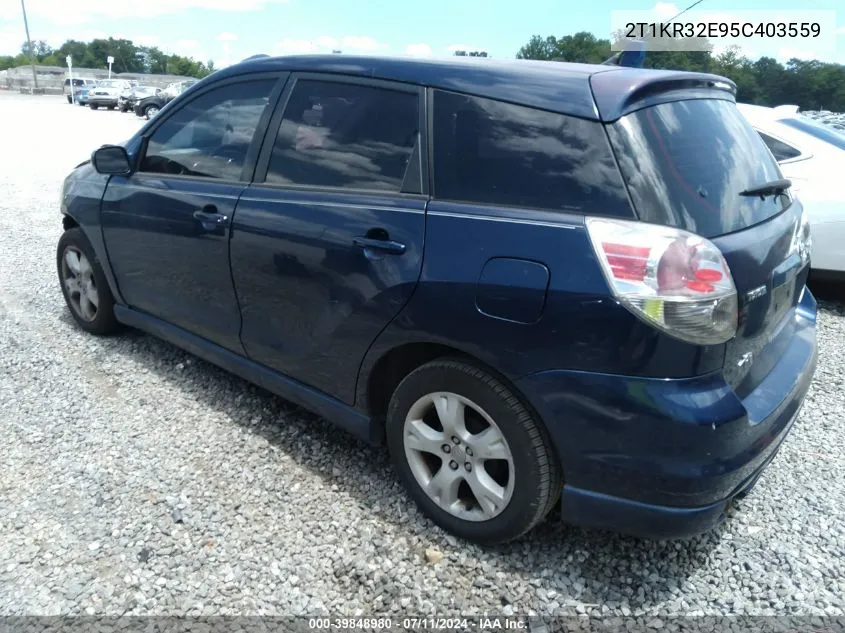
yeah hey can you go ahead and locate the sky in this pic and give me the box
[0,0,843,68]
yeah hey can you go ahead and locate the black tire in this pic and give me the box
[66,95,72,104]
[56,228,121,336]
[107,105,115,110]
[89,103,99,110]
[386,358,563,545]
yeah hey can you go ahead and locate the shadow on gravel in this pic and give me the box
[809,277,845,310]
[77,307,737,611]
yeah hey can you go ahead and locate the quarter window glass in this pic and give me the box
[140,79,274,181]
[431,90,630,215]
[758,132,802,161]
[265,80,419,192]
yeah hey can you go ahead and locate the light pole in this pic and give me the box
[20,0,38,92]
[66,55,73,103]
[107,55,114,79]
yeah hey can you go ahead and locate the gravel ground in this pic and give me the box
[0,91,844,618]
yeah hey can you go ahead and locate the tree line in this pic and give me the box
[517,31,845,111]
[0,38,215,78]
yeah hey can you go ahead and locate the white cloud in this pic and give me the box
[217,32,238,42]
[0,0,290,25]
[776,47,831,62]
[341,36,385,52]
[132,34,161,47]
[172,39,201,54]
[652,2,679,20]
[316,36,339,49]
[272,38,318,55]
[405,43,432,57]
[73,29,109,41]
[0,24,21,56]
[271,34,386,55]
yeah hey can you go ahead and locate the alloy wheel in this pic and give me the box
[61,247,99,322]
[403,391,515,522]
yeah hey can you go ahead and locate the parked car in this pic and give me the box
[76,85,92,106]
[57,56,817,544]
[62,77,96,104]
[133,92,169,119]
[161,79,198,99]
[88,79,136,110]
[119,85,161,113]
[738,103,845,280]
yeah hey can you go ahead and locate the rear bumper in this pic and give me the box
[516,288,818,539]
[557,407,798,539]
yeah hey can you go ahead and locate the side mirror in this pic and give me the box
[92,145,132,176]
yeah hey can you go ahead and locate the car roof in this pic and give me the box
[737,102,802,121]
[206,54,735,122]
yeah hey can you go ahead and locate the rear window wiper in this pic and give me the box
[739,178,792,198]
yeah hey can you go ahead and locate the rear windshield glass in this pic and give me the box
[779,116,845,151]
[606,99,790,238]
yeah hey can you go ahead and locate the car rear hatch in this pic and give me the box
[599,84,809,397]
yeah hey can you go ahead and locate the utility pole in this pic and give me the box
[20,0,38,92]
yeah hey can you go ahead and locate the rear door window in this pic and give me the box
[431,90,631,216]
[265,79,419,192]
[606,99,790,238]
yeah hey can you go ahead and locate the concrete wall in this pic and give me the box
[0,65,196,94]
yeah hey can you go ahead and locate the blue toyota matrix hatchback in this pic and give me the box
[57,55,817,544]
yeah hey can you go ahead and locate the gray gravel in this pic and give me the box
[0,92,844,618]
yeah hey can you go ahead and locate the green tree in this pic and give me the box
[752,56,787,105]
[22,40,54,62]
[711,46,759,102]
[517,32,610,63]
[516,31,845,111]
[2,37,213,79]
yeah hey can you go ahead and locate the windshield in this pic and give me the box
[779,116,845,151]
[97,80,120,88]
[606,99,790,238]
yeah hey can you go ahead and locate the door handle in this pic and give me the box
[193,207,229,231]
[352,236,406,255]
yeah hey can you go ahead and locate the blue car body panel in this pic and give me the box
[58,55,816,539]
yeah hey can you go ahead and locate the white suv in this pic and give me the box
[88,79,136,110]
[738,103,845,279]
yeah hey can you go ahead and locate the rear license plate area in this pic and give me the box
[770,274,796,325]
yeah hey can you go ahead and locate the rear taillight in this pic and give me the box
[586,217,738,345]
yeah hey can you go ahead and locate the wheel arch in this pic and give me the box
[359,340,554,453]
[60,209,126,307]
[62,214,80,232]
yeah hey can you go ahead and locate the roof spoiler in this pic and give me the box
[601,39,646,68]
[242,54,270,62]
